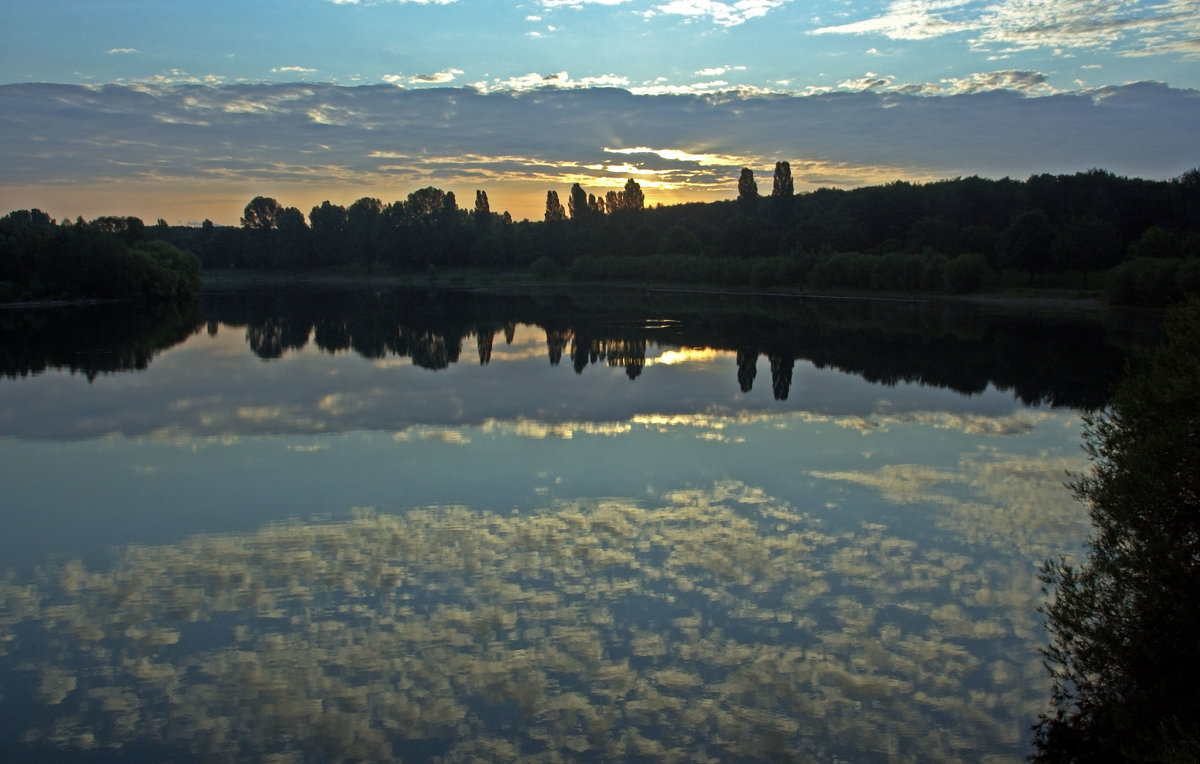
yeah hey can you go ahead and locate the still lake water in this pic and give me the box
[0,287,1150,761]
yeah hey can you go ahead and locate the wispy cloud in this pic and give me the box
[909,69,1058,95]
[694,65,747,76]
[271,66,318,75]
[470,71,631,92]
[541,0,632,7]
[107,48,139,55]
[604,146,747,166]
[810,0,1200,57]
[811,0,977,40]
[969,0,1200,55]
[127,69,227,86]
[630,79,734,95]
[325,0,457,4]
[835,68,1058,95]
[651,0,791,27]
[408,68,465,85]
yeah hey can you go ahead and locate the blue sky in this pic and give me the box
[2,0,1198,222]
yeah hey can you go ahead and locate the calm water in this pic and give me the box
[0,288,1148,761]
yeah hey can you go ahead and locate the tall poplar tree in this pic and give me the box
[474,190,491,231]
[622,178,644,211]
[771,161,793,197]
[568,183,589,221]
[544,190,566,222]
[737,168,757,210]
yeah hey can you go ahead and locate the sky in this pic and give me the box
[1,0,1198,224]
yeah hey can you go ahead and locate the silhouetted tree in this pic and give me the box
[240,196,284,266]
[241,196,283,230]
[90,216,145,245]
[347,197,383,272]
[604,190,620,216]
[622,178,645,212]
[771,161,794,223]
[474,190,491,232]
[545,191,567,222]
[568,183,589,222]
[276,206,310,265]
[309,201,348,265]
[771,161,793,198]
[381,187,458,269]
[1034,300,1200,762]
[738,168,758,211]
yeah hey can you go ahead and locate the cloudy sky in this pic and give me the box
[2,0,1198,223]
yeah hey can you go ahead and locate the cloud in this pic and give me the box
[541,0,632,7]
[812,0,976,40]
[651,0,791,26]
[107,48,139,55]
[969,0,1200,55]
[604,146,747,165]
[694,65,747,76]
[629,79,753,95]
[1,80,1196,224]
[810,0,1200,58]
[838,72,897,91]
[408,68,465,85]
[470,71,631,91]
[271,66,318,74]
[326,0,457,4]
[905,69,1058,95]
[834,69,1059,96]
[126,68,227,86]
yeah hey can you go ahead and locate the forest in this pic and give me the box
[4,165,1200,305]
[0,209,201,303]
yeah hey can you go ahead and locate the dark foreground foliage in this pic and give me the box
[0,210,201,303]
[1034,299,1200,761]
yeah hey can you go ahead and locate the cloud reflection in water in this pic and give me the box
[1,456,1084,761]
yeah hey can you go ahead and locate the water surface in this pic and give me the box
[0,289,1142,761]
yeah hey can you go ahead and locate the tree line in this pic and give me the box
[0,210,201,303]
[162,164,1198,304]
[7,164,1200,305]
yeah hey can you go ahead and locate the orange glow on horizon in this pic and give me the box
[0,180,741,227]
[0,158,942,227]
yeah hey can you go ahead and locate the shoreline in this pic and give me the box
[196,266,1110,313]
[0,267,1113,314]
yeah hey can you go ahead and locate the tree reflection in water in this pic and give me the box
[0,288,1141,408]
[196,287,1140,408]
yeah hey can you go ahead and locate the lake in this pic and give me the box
[0,287,1151,761]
